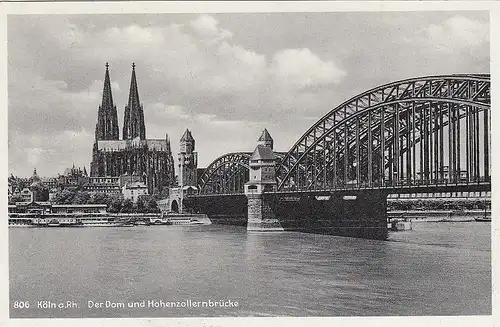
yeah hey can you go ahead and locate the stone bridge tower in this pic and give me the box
[178,129,198,188]
[244,129,284,231]
[168,129,198,213]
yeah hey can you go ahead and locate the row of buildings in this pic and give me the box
[8,167,150,203]
[9,63,200,205]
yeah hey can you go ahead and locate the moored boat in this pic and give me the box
[47,219,61,227]
[189,219,205,225]
[79,217,125,227]
[147,217,171,225]
[8,217,36,227]
[117,219,136,227]
[31,216,83,227]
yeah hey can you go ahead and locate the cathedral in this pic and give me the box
[90,63,176,194]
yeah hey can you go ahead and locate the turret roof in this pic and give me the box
[181,129,194,142]
[250,145,275,161]
[258,128,273,142]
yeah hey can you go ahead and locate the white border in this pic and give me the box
[0,1,498,327]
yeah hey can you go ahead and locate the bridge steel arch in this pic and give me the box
[198,152,288,195]
[197,152,253,195]
[276,74,491,192]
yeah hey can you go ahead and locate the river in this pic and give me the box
[9,221,490,317]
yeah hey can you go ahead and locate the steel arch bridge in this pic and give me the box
[198,74,491,195]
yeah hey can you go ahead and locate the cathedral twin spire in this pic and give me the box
[95,62,119,141]
[123,63,146,140]
[95,62,146,142]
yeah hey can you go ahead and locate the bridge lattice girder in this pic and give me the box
[197,74,491,195]
[197,152,252,195]
[198,152,287,194]
[276,74,490,191]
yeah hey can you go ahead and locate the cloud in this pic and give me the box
[407,16,489,54]
[70,20,268,96]
[8,13,348,175]
[50,16,340,97]
[148,102,252,128]
[26,148,48,167]
[271,48,347,89]
[8,75,103,135]
[9,129,93,177]
[146,106,272,167]
[207,42,267,93]
[9,13,488,177]
[189,15,233,43]
[149,103,191,120]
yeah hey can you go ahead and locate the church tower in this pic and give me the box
[123,63,146,140]
[94,63,119,141]
[178,129,198,187]
[91,63,119,176]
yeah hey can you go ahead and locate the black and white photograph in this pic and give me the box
[2,1,494,324]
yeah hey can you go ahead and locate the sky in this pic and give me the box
[7,12,489,178]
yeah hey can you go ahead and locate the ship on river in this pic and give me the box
[7,201,157,227]
[8,200,210,227]
[9,214,134,227]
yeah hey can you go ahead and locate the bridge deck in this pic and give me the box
[194,181,490,197]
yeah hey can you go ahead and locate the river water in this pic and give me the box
[9,221,490,318]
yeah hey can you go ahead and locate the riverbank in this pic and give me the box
[388,209,491,222]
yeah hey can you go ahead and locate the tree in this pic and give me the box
[136,197,146,213]
[9,195,24,205]
[73,191,90,205]
[146,198,159,213]
[108,194,124,213]
[154,188,170,200]
[474,200,483,210]
[89,192,109,205]
[121,199,134,213]
[16,180,27,191]
[53,189,76,204]
[434,200,446,210]
[38,187,50,202]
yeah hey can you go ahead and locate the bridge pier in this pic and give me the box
[270,190,389,240]
[246,193,284,232]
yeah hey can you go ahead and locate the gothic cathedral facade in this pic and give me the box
[90,63,176,194]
